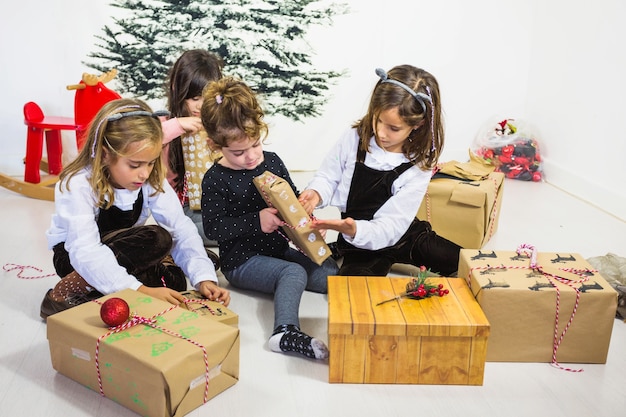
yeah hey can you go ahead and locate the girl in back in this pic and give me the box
[162,49,223,254]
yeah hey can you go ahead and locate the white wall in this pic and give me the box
[1,0,624,221]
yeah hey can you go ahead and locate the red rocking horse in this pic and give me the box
[0,69,121,201]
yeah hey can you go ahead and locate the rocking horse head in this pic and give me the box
[67,69,122,150]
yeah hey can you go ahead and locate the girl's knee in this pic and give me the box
[277,264,307,288]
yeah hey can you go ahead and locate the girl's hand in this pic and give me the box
[177,116,203,134]
[137,285,186,305]
[298,189,321,215]
[197,281,231,307]
[312,217,357,239]
[259,207,283,233]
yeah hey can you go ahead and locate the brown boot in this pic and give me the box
[40,289,102,320]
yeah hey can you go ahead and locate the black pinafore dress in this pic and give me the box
[337,145,461,276]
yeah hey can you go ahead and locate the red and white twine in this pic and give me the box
[469,243,593,372]
[2,263,56,279]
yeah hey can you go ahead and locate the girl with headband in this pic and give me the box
[299,65,461,277]
[40,98,230,320]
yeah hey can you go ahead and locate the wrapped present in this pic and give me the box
[182,131,218,210]
[417,171,504,249]
[328,275,490,385]
[253,171,331,265]
[47,289,239,417]
[180,290,238,326]
[458,246,618,364]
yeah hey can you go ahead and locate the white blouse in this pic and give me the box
[306,128,431,250]
[46,168,217,294]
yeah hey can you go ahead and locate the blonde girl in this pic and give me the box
[41,98,229,320]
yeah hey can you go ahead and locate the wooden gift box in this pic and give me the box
[458,249,618,363]
[417,171,504,249]
[328,275,490,385]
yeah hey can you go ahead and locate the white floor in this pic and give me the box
[0,172,625,417]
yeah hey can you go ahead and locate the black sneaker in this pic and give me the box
[40,289,102,320]
[205,247,221,271]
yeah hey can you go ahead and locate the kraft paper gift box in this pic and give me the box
[47,289,240,417]
[180,290,238,327]
[328,275,490,385]
[458,248,618,363]
[416,171,504,249]
[253,171,331,265]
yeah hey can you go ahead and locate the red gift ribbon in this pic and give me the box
[468,244,594,372]
[93,302,211,403]
[3,263,56,279]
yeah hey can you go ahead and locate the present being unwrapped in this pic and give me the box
[47,289,239,417]
[458,247,618,363]
[180,290,238,326]
[253,171,331,265]
[417,171,504,249]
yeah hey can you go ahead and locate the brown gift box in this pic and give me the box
[253,171,331,265]
[328,275,490,385]
[417,171,504,249]
[458,248,618,363]
[46,289,240,417]
[180,290,238,327]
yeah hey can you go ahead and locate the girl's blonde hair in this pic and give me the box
[355,65,444,170]
[59,98,166,209]
[200,76,268,148]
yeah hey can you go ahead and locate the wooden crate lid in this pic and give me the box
[328,276,490,337]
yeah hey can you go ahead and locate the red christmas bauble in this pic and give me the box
[100,297,130,327]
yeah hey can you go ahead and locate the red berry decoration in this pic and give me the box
[100,297,130,327]
[376,266,449,306]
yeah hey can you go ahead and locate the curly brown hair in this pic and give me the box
[200,76,268,148]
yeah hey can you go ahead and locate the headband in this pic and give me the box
[91,106,170,158]
[375,68,436,152]
[375,68,432,113]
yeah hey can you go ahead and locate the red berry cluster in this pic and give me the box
[405,277,449,299]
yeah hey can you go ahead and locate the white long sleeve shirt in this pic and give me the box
[306,128,432,251]
[46,168,218,294]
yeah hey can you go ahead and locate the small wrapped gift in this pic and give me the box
[253,171,331,265]
[47,289,239,417]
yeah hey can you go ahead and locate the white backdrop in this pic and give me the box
[1,0,624,220]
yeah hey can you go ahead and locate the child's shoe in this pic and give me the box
[40,289,102,320]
